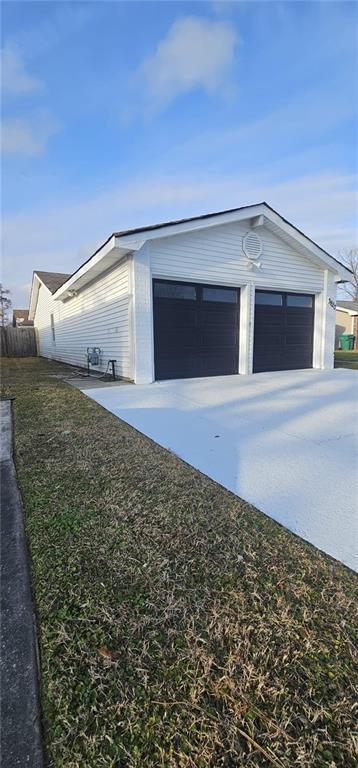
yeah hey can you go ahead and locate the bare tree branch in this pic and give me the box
[339,248,358,301]
[0,283,12,327]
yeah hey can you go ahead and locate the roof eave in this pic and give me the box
[43,201,352,301]
[52,236,143,300]
[116,203,265,246]
[116,202,352,281]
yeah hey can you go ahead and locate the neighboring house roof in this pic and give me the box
[13,309,29,321]
[336,301,358,316]
[12,309,34,326]
[34,271,71,294]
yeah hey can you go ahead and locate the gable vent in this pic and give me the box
[243,231,262,260]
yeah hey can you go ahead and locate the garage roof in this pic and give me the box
[111,202,347,271]
[50,202,353,300]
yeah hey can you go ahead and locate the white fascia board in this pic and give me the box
[262,208,352,280]
[28,276,39,320]
[117,203,351,280]
[28,273,51,319]
[116,206,264,247]
[53,237,143,300]
[53,235,116,299]
[115,237,146,251]
[51,202,351,301]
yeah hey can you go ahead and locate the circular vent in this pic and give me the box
[242,231,262,260]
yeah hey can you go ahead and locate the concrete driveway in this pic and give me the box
[82,369,358,572]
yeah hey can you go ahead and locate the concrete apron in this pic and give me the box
[0,400,44,767]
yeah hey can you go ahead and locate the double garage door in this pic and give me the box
[153,280,314,380]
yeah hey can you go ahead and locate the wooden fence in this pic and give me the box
[0,327,37,357]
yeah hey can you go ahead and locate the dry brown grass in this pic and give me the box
[2,357,357,768]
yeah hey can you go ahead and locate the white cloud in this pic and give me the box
[1,45,43,95]
[1,111,60,156]
[138,16,238,113]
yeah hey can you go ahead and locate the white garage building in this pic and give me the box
[29,202,351,383]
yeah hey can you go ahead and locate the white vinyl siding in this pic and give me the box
[34,258,132,378]
[32,216,337,385]
[34,284,57,359]
[149,220,324,293]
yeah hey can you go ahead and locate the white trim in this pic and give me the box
[128,256,135,381]
[313,275,327,369]
[53,239,141,300]
[28,272,52,320]
[312,270,336,369]
[261,208,351,280]
[239,284,254,374]
[151,272,247,289]
[149,271,155,384]
[132,243,154,384]
[119,205,264,245]
[117,203,351,281]
[43,204,351,308]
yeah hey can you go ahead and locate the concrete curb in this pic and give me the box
[0,400,44,767]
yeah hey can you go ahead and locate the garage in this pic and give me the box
[32,203,351,383]
[253,290,314,373]
[153,279,240,380]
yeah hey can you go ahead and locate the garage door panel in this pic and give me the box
[253,290,314,373]
[254,336,282,351]
[156,354,200,380]
[286,312,313,325]
[156,304,197,325]
[153,280,240,380]
[201,311,238,347]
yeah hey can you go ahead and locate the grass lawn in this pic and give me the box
[1,357,357,768]
[334,350,358,369]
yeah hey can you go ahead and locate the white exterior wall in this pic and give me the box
[34,258,132,378]
[149,221,324,292]
[312,270,337,370]
[132,220,336,382]
[34,282,57,359]
[323,273,338,368]
[33,219,339,384]
[131,244,155,384]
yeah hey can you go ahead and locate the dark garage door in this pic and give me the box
[253,290,314,373]
[153,279,240,380]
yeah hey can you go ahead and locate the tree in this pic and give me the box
[340,248,358,301]
[0,284,12,327]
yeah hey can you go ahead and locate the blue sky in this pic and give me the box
[1,0,357,307]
